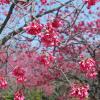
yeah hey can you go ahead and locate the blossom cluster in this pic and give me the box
[40,0,47,4]
[83,0,98,8]
[79,58,97,78]
[23,20,43,35]
[13,66,26,83]
[14,90,24,100]
[24,19,62,47]
[70,83,89,100]
[0,0,9,4]
[0,76,7,89]
[37,53,55,67]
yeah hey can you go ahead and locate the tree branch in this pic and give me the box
[0,3,16,34]
[0,0,74,46]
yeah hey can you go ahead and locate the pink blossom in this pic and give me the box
[70,83,89,100]
[23,20,43,35]
[83,0,98,8]
[13,66,26,83]
[0,76,7,89]
[40,0,47,4]
[0,0,10,4]
[79,58,97,78]
[14,90,25,100]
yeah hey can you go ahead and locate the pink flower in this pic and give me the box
[79,58,96,72]
[0,76,7,89]
[13,66,26,83]
[37,53,55,67]
[86,71,97,78]
[52,18,62,28]
[13,66,25,77]
[23,20,43,35]
[41,32,60,46]
[14,90,25,100]
[83,0,97,8]
[0,0,10,4]
[38,54,49,66]
[79,58,97,78]
[40,0,47,4]
[70,83,89,100]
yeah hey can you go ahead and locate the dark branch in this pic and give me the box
[0,3,16,34]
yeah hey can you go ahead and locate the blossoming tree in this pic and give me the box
[0,0,100,100]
